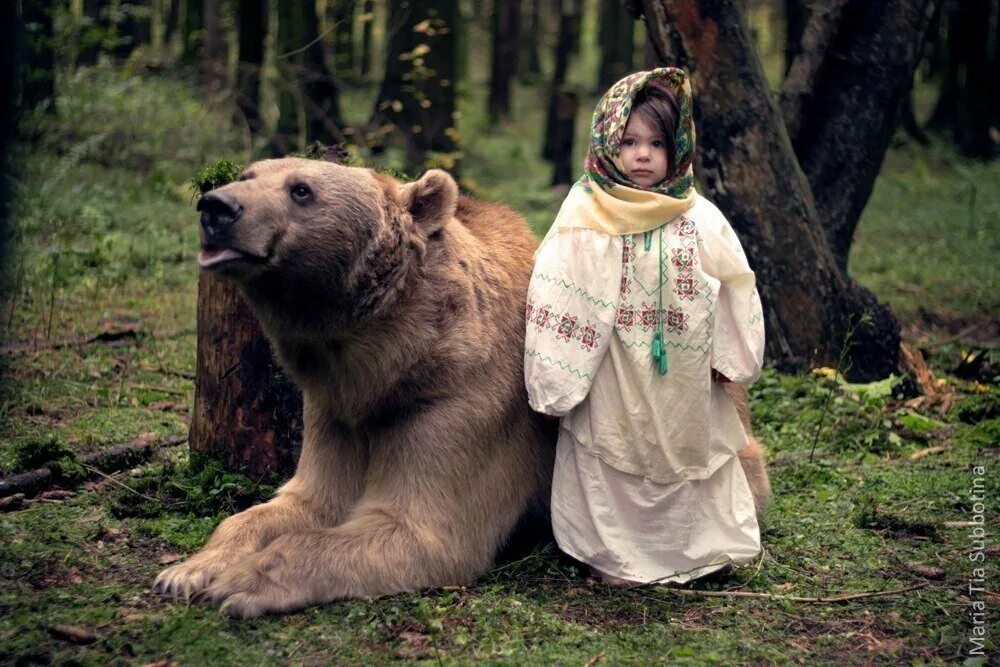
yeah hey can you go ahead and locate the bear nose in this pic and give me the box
[197,191,244,239]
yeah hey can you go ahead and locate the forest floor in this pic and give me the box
[1,67,998,665]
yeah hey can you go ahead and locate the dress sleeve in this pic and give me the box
[699,216,765,385]
[524,228,620,415]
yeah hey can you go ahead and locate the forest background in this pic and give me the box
[0,0,998,664]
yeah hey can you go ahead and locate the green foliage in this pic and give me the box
[190,159,245,195]
[10,433,74,472]
[103,454,279,520]
[952,391,1000,424]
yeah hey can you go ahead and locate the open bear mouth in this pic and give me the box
[198,246,261,269]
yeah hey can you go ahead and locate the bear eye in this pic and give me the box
[290,183,312,204]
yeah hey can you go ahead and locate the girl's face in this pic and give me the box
[619,114,669,188]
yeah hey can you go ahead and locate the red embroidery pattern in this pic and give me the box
[619,235,635,298]
[672,216,700,302]
[640,302,660,331]
[671,247,694,270]
[526,300,604,351]
[556,314,578,341]
[615,304,636,331]
[665,307,689,334]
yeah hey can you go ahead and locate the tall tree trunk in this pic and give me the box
[787,0,936,272]
[330,0,356,81]
[371,0,459,170]
[190,272,303,477]
[598,0,634,90]
[303,5,344,144]
[1,0,18,286]
[272,1,306,154]
[77,0,105,65]
[19,0,56,112]
[543,0,578,161]
[783,0,809,76]
[235,0,266,136]
[181,0,202,66]
[164,0,182,47]
[953,0,996,158]
[778,0,848,147]
[359,0,374,80]
[639,0,901,380]
[927,0,961,131]
[489,0,521,122]
[519,0,542,83]
[201,0,226,90]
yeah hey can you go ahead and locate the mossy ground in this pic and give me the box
[1,64,998,665]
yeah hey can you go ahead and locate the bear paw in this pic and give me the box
[153,549,241,600]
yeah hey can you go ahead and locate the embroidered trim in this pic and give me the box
[531,272,616,310]
[524,348,595,380]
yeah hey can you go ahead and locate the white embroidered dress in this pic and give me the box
[524,194,766,583]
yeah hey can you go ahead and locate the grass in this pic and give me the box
[1,64,999,665]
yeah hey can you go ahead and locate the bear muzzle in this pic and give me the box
[197,191,267,271]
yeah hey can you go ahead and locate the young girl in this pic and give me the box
[524,68,765,585]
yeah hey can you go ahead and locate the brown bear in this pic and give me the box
[153,158,769,616]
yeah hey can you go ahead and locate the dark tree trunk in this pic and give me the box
[789,0,936,272]
[519,0,542,82]
[549,90,578,186]
[164,0,182,46]
[543,0,579,163]
[19,0,56,112]
[201,0,226,90]
[236,0,267,136]
[1,0,18,289]
[953,0,996,157]
[639,0,901,380]
[371,0,459,170]
[489,0,521,122]
[303,5,344,145]
[359,0,374,80]
[190,272,303,477]
[778,0,848,146]
[330,0,356,81]
[272,1,306,154]
[598,0,634,90]
[77,0,104,65]
[927,0,961,131]
[181,0,202,66]
[783,0,809,76]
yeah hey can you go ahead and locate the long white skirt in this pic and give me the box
[551,431,761,584]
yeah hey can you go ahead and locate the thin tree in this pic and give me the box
[635,0,935,380]
[181,0,202,66]
[519,0,543,83]
[330,0,356,81]
[18,0,55,113]
[542,0,580,185]
[598,0,634,90]
[235,0,267,137]
[201,0,226,90]
[359,0,375,80]
[371,0,460,170]
[489,0,521,122]
[303,4,344,145]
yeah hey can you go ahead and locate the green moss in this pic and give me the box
[190,158,245,195]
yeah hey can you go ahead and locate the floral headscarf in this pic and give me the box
[582,68,696,199]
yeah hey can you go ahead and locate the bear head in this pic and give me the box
[196,158,459,336]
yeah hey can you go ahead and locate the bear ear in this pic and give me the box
[400,169,459,236]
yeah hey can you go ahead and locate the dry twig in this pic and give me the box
[653,582,928,603]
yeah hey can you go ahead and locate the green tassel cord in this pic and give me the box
[642,227,668,376]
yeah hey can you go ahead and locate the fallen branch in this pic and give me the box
[653,582,928,603]
[0,434,187,500]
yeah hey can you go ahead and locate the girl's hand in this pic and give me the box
[711,369,732,383]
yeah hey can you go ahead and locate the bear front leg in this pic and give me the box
[154,415,367,599]
[195,502,471,617]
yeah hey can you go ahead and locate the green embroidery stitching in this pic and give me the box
[532,273,616,310]
[524,349,594,380]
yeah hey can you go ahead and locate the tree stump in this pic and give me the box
[189,272,302,477]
